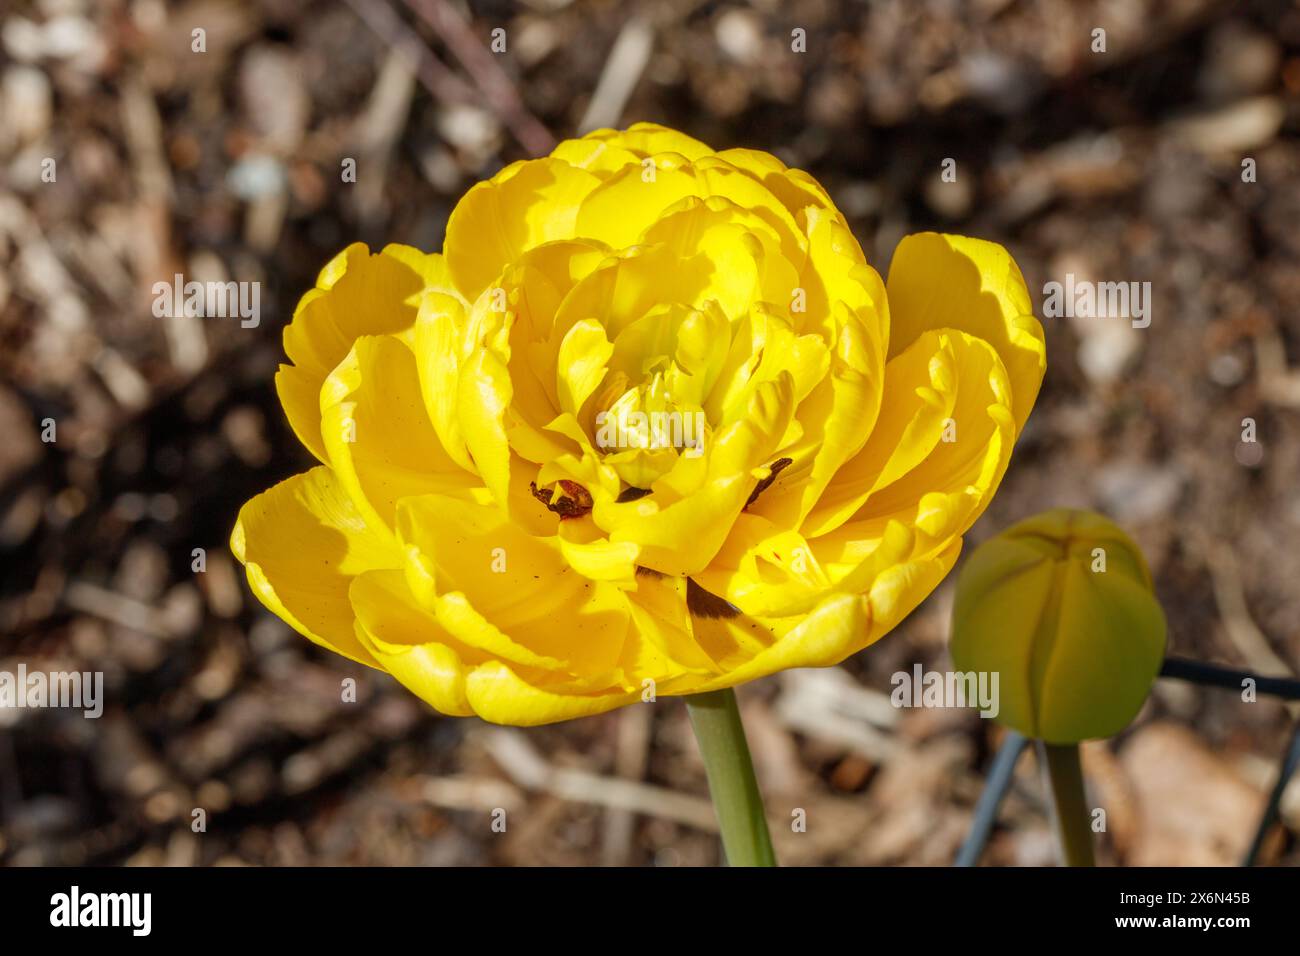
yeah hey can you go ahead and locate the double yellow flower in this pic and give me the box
[232,123,1046,725]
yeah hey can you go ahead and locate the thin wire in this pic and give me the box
[1243,720,1300,866]
[1159,656,1300,700]
[955,730,1028,867]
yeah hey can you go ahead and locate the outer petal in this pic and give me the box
[692,538,960,692]
[583,122,715,161]
[444,158,603,299]
[351,569,474,717]
[413,292,476,471]
[689,591,871,690]
[862,538,962,643]
[549,136,643,177]
[575,156,803,256]
[714,147,835,222]
[231,467,398,666]
[320,335,482,534]
[396,494,628,679]
[465,662,638,726]
[746,211,889,530]
[694,512,834,618]
[623,573,724,676]
[809,329,1016,555]
[885,232,1045,433]
[457,348,514,509]
[277,243,456,461]
[837,334,1014,554]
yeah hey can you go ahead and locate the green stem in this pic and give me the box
[1037,740,1096,866]
[685,688,777,867]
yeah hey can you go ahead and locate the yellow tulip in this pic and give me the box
[950,508,1167,743]
[232,122,1046,726]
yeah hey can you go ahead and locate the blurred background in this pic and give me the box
[2,0,1299,866]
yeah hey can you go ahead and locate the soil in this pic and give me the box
[1,0,1298,866]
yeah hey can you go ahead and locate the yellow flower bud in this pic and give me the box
[950,509,1166,743]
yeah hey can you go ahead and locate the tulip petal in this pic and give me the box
[360,556,605,684]
[396,494,628,679]
[320,335,481,533]
[352,570,641,725]
[444,158,603,300]
[746,326,879,530]
[350,569,474,716]
[862,537,962,642]
[690,591,870,690]
[748,212,889,530]
[694,512,833,618]
[624,572,725,675]
[277,243,455,462]
[588,122,715,161]
[465,661,637,726]
[231,467,398,666]
[458,347,514,509]
[413,292,476,471]
[556,518,641,585]
[715,147,835,221]
[885,232,1046,432]
[575,157,804,256]
[556,318,615,417]
[696,536,958,687]
[549,136,644,177]
[810,329,1015,556]
[641,194,806,298]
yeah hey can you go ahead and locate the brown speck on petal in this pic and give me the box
[687,577,741,619]
[616,486,653,503]
[529,481,553,506]
[531,479,593,519]
[745,456,794,509]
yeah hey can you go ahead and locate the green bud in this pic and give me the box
[950,509,1166,743]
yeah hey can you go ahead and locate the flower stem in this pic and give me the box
[685,688,777,866]
[1037,740,1095,866]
